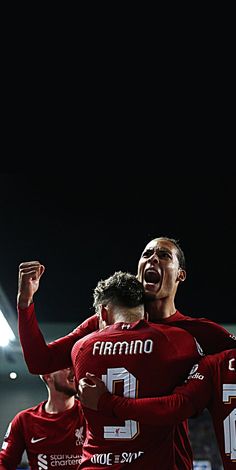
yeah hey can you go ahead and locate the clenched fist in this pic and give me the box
[17,261,45,308]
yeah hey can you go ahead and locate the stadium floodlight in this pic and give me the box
[0,309,16,347]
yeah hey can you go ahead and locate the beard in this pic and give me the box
[54,379,76,397]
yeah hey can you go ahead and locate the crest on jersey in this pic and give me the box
[75,427,84,445]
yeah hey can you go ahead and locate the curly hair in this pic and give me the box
[93,271,145,314]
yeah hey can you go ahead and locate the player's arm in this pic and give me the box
[18,306,98,374]
[18,261,99,374]
[173,317,236,354]
[100,391,197,425]
[79,374,196,425]
[0,415,25,469]
[80,359,213,425]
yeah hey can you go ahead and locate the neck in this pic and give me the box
[111,305,144,324]
[115,312,142,323]
[145,297,176,321]
[45,393,75,414]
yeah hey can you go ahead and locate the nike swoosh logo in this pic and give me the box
[31,437,47,444]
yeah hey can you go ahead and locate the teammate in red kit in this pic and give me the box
[136,237,236,469]
[80,349,236,470]
[17,237,236,469]
[0,368,85,470]
[72,271,203,469]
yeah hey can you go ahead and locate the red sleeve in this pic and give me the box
[98,392,196,426]
[98,357,214,425]
[18,304,99,374]
[0,414,25,469]
[168,317,236,354]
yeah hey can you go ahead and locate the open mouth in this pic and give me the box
[144,269,160,284]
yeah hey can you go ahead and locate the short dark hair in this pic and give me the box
[93,271,145,313]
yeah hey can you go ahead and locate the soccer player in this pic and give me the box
[0,368,85,470]
[71,271,203,469]
[135,236,236,469]
[79,349,236,470]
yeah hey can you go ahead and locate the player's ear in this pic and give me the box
[41,373,51,384]
[101,305,108,322]
[177,268,186,282]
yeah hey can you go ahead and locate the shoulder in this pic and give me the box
[14,402,41,417]
[18,402,44,419]
[10,403,42,428]
[157,311,215,325]
[71,331,97,354]
[204,348,236,366]
[174,311,215,323]
[169,311,229,332]
[149,321,196,340]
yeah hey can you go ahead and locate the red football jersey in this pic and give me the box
[0,399,85,470]
[71,319,202,469]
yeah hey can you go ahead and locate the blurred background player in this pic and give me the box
[0,367,85,470]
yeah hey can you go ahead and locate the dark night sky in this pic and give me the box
[0,171,235,327]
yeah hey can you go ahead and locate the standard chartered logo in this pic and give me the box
[37,454,81,467]
[38,454,48,470]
